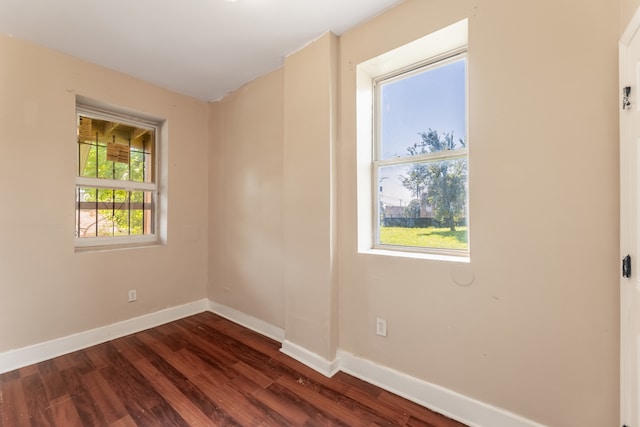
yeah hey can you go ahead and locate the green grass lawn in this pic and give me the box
[380,226,468,250]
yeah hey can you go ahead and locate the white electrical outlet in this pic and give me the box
[376,317,387,336]
[128,289,137,302]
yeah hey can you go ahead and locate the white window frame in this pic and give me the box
[356,19,469,261]
[372,50,468,257]
[75,103,160,250]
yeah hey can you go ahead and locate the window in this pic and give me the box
[356,19,469,258]
[373,52,468,256]
[75,104,159,249]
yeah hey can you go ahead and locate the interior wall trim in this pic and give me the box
[212,300,543,426]
[0,299,209,374]
[280,339,340,377]
[0,299,544,427]
[337,350,546,427]
[207,300,285,343]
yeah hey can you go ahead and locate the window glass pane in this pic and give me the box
[78,142,96,178]
[76,187,155,238]
[112,190,129,236]
[76,187,95,237]
[379,58,466,160]
[76,187,116,237]
[96,188,115,236]
[378,158,468,250]
[378,164,417,220]
[130,191,151,235]
[77,115,154,183]
[130,150,146,183]
[114,158,129,181]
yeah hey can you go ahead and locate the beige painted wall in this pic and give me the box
[208,1,619,424]
[207,69,285,328]
[283,33,339,360]
[339,1,619,426]
[0,34,209,352]
[208,33,340,358]
[622,0,640,32]
[2,0,623,424]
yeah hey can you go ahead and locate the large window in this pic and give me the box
[355,19,468,258]
[75,105,158,248]
[373,52,469,253]
[373,51,468,255]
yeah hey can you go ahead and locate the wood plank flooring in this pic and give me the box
[0,312,467,426]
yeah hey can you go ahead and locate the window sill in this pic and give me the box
[75,236,161,253]
[361,247,470,263]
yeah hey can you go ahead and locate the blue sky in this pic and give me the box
[378,58,466,207]
[380,58,466,160]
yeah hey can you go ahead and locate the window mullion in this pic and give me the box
[75,177,156,192]
[376,148,468,168]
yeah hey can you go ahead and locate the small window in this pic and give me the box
[373,52,468,255]
[75,105,159,249]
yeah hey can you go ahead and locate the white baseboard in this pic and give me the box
[206,301,338,377]
[0,299,209,374]
[280,340,340,377]
[337,350,546,427]
[207,301,542,426]
[207,300,285,343]
[0,299,544,427]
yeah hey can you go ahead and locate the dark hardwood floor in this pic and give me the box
[0,312,467,426]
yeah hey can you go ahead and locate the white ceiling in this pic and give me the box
[0,0,404,101]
